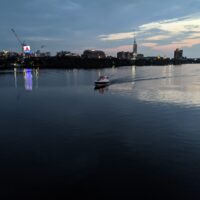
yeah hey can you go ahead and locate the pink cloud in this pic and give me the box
[100,38,200,55]
[152,38,200,52]
[141,43,158,47]
[152,44,181,52]
[172,38,200,47]
[103,45,132,54]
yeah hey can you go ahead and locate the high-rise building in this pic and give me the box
[174,48,183,60]
[82,50,106,59]
[117,51,133,60]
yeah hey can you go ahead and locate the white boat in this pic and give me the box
[94,76,110,87]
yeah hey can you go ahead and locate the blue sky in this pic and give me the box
[1,0,200,57]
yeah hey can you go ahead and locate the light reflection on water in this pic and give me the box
[133,65,200,108]
[137,89,200,108]
[1,64,200,198]
[13,68,39,91]
[1,64,200,108]
[108,65,200,108]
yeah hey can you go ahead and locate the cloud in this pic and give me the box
[152,44,182,52]
[98,13,200,54]
[141,43,158,47]
[139,18,183,34]
[98,13,200,42]
[187,32,200,39]
[103,45,132,54]
[2,0,200,56]
[24,36,64,42]
[145,35,171,41]
[139,14,200,36]
[98,32,134,41]
[172,38,200,48]
[142,38,200,53]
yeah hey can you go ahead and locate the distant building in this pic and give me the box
[0,51,19,58]
[106,56,115,59]
[143,56,158,61]
[174,48,183,60]
[57,51,79,57]
[117,51,133,60]
[45,52,51,57]
[137,54,144,59]
[82,50,106,59]
[35,50,51,57]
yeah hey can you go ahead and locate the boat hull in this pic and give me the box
[94,76,110,88]
[94,81,110,89]
[95,81,110,85]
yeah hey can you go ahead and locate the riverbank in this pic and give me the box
[0,56,199,69]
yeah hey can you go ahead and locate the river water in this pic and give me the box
[0,64,200,199]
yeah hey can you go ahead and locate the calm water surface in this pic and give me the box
[0,64,200,199]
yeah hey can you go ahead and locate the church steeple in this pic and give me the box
[133,32,137,59]
[133,33,137,55]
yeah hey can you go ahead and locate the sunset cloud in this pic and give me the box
[1,0,200,56]
[103,45,132,54]
[139,14,200,36]
[98,32,134,41]
[141,43,158,47]
[99,13,200,42]
[145,35,171,41]
[98,13,200,54]
[144,38,200,52]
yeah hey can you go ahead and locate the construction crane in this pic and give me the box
[11,28,26,55]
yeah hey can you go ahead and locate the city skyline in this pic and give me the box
[1,0,200,57]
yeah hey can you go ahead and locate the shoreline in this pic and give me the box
[0,56,199,70]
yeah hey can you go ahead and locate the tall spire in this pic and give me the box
[133,31,137,59]
[134,32,136,43]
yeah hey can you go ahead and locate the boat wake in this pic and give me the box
[110,74,200,85]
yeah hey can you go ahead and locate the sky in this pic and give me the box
[1,0,200,57]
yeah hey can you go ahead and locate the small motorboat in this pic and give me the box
[94,76,110,87]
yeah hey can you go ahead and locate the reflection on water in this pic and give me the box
[134,65,200,107]
[131,65,136,77]
[98,65,200,108]
[23,69,33,91]
[1,64,200,198]
[137,89,200,107]
[3,64,200,107]
[14,68,17,88]
[13,68,39,91]
[94,85,109,94]
[111,66,136,92]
